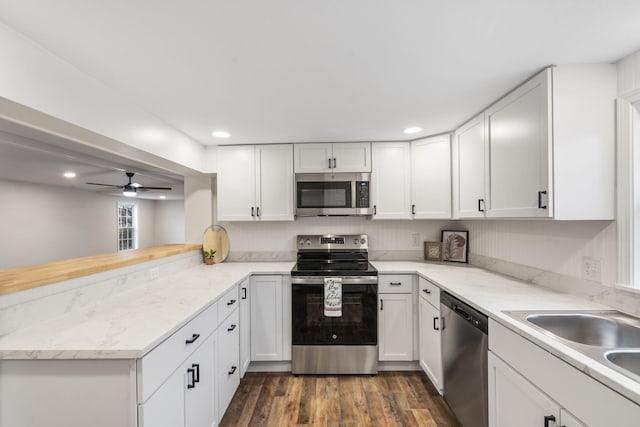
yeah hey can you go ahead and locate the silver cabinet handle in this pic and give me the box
[333,158,336,168]
[328,158,332,169]
[380,298,383,311]
[256,207,261,217]
[412,204,416,215]
[251,207,255,217]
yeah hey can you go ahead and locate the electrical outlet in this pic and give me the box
[582,257,602,282]
[149,267,160,281]
[411,233,420,248]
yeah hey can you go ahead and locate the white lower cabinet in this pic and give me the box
[489,319,640,427]
[239,278,251,377]
[250,275,292,362]
[418,282,442,393]
[378,275,414,361]
[217,308,240,419]
[488,352,584,427]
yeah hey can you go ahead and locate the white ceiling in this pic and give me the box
[1,1,639,146]
[0,129,184,200]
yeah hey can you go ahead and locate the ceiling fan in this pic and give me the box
[86,172,172,197]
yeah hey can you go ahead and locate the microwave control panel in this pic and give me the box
[356,181,370,208]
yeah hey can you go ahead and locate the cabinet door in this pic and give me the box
[293,143,333,172]
[454,114,487,218]
[486,70,552,218]
[419,297,442,392]
[184,334,215,427]
[256,144,294,221]
[411,135,452,219]
[379,293,413,361]
[250,275,283,361]
[239,278,251,377]
[217,145,256,221]
[139,368,185,427]
[488,352,560,427]
[371,142,411,219]
[332,142,372,172]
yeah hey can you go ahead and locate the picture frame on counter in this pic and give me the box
[424,241,444,262]
[442,230,469,263]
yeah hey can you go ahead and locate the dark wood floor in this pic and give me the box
[220,371,461,427]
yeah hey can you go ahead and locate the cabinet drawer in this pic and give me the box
[378,274,413,294]
[218,285,239,323]
[418,277,440,308]
[218,308,240,416]
[138,302,218,403]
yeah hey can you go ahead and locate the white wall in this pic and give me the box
[0,21,206,172]
[154,200,185,244]
[219,217,457,260]
[462,220,617,285]
[0,179,182,269]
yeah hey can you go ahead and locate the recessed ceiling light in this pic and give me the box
[212,131,230,138]
[159,195,166,199]
[403,127,422,134]
[63,172,76,178]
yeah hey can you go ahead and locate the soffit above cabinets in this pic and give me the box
[0,1,639,146]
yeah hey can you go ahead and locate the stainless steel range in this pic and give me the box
[290,234,378,374]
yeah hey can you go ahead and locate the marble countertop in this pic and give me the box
[0,262,293,360]
[1,259,639,405]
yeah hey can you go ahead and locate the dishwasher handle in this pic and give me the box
[453,304,471,321]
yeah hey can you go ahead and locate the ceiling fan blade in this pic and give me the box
[138,186,173,190]
[86,182,123,188]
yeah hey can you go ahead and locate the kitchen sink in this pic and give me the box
[606,351,640,378]
[505,310,640,383]
[525,312,640,347]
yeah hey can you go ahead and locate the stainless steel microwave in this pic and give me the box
[295,172,372,216]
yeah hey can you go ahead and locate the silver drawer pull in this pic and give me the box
[423,288,431,294]
[390,282,402,286]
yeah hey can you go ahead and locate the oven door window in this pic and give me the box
[296,181,352,208]
[292,283,377,345]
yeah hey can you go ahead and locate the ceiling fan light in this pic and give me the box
[123,185,137,197]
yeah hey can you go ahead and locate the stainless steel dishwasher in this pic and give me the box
[441,291,488,427]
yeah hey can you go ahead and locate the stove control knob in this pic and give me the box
[299,238,305,246]
[305,239,312,246]
[353,238,359,245]
[360,238,366,245]
[332,334,337,340]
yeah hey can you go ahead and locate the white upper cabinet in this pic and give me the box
[216,145,256,221]
[256,145,295,221]
[410,134,452,219]
[294,142,371,173]
[371,142,412,219]
[455,65,616,220]
[217,144,294,221]
[485,70,552,218]
[453,114,487,218]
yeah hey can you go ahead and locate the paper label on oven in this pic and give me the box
[324,277,342,317]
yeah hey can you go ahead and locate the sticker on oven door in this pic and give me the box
[324,277,342,317]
